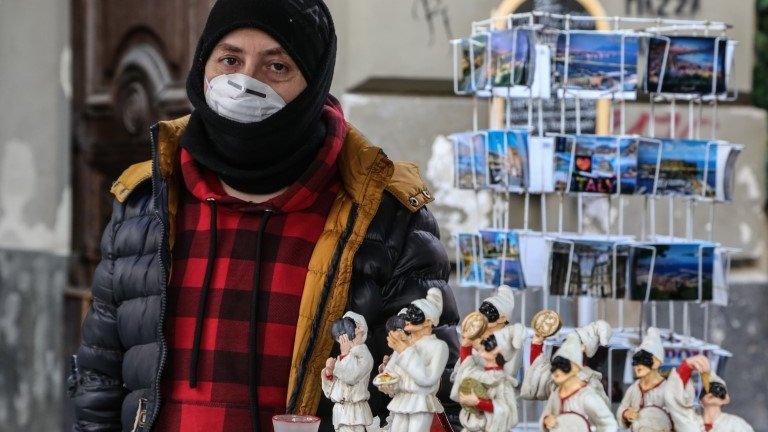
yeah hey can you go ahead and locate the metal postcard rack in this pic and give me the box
[449,11,741,429]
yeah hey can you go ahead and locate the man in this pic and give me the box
[67,1,459,431]
[539,334,618,432]
[381,289,450,432]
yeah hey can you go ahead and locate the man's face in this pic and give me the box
[204,27,308,103]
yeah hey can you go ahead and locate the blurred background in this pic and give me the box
[0,0,767,431]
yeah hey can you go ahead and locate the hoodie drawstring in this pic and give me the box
[185,199,274,431]
[249,208,274,432]
[189,198,218,388]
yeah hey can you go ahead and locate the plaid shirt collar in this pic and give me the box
[180,96,347,213]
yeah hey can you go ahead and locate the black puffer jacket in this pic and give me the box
[68,120,461,432]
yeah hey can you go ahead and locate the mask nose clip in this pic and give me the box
[227,79,267,99]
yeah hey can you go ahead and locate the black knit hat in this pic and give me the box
[191,0,334,81]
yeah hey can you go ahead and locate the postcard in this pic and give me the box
[718,144,741,202]
[456,232,482,287]
[451,132,476,190]
[471,33,492,93]
[482,258,526,288]
[506,129,529,191]
[490,28,535,89]
[569,135,623,194]
[479,229,522,259]
[493,41,551,99]
[553,135,575,192]
[643,139,719,198]
[548,237,630,298]
[555,31,639,100]
[646,36,728,95]
[629,242,715,301]
[712,248,729,306]
[453,38,472,95]
[527,136,555,193]
[486,130,508,189]
[519,232,549,287]
[554,135,656,195]
[472,132,488,189]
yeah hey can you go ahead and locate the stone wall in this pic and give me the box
[0,0,71,430]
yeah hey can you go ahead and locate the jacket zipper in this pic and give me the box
[144,124,169,431]
[286,203,359,413]
[131,398,148,432]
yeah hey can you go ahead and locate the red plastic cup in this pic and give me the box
[272,414,321,432]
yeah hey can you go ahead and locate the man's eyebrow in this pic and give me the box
[214,42,245,54]
[261,47,288,56]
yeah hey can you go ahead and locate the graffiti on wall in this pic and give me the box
[412,0,453,45]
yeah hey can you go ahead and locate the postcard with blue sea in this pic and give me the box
[490,28,534,88]
[646,36,728,95]
[639,139,718,197]
[555,31,639,99]
[630,242,715,301]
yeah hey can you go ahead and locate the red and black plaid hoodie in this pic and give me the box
[155,98,347,432]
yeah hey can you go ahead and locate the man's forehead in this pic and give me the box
[213,37,289,56]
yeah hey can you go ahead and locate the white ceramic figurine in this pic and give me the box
[539,333,618,432]
[617,327,709,432]
[521,317,612,405]
[452,286,526,396]
[321,311,374,432]
[379,288,450,432]
[663,358,755,432]
[455,329,519,432]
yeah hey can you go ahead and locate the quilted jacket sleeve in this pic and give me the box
[68,197,128,432]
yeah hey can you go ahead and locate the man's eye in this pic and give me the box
[222,57,239,66]
[269,63,288,73]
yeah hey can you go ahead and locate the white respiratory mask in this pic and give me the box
[204,73,287,123]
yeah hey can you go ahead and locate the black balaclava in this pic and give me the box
[181,0,337,194]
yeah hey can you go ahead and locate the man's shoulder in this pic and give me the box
[110,160,153,203]
[383,160,434,213]
[345,123,433,213]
